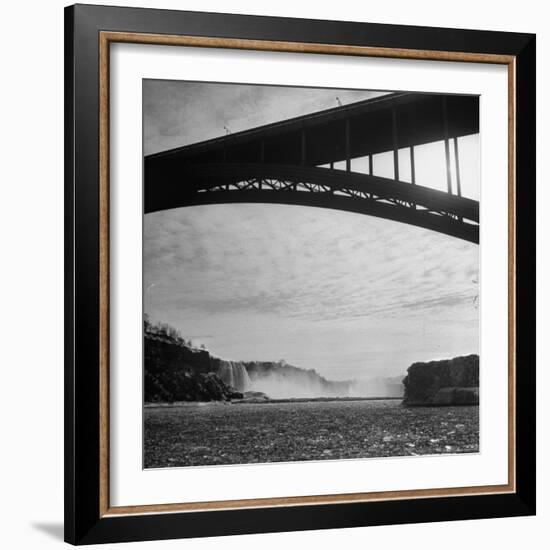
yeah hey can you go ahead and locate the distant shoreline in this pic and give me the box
[144,396,403,409]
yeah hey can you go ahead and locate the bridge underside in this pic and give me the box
[145,163,479,243]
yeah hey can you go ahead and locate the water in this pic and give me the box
[218,361,251,392]
[144,399,479,468]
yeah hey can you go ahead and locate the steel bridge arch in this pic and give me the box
[145,163,479,244]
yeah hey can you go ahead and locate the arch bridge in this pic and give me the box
[144,92,479,244]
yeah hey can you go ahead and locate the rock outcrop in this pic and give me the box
[402,354,479,406]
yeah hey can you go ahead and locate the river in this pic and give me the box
[144,399,479,468]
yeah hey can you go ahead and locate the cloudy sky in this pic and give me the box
[143,80,479,380]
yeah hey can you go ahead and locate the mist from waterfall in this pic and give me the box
[217,359,404,399]
[247,371,404,399]
[247,370,348,399]
[348,376,404,398]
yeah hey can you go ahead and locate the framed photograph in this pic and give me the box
[64,4,536,545]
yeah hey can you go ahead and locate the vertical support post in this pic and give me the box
[368,154,373,176]
[222,144,229,189]
[301,126,306,165]
[453,137,462,197]
[392,107,399,181]
[258,142,263,190]
[410,146,416,185]
[443,97,453,195]
[345,118,351,171]
[409,145,416,209]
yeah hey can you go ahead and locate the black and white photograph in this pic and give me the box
[143,81,480,469]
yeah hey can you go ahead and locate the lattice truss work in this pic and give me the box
[198,175,472,223]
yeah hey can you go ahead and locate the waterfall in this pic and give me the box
[218,361,251,392]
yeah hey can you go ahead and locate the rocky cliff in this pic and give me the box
[402,354,479,406]
[144,332,242,402]
[144,329,353,400]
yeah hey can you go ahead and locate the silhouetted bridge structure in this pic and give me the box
[145,92,479,243]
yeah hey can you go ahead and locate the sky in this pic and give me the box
[143,80,479,380]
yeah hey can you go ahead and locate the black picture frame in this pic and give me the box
[65,3,536,545]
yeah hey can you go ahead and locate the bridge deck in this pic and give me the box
[146,92,478,168]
